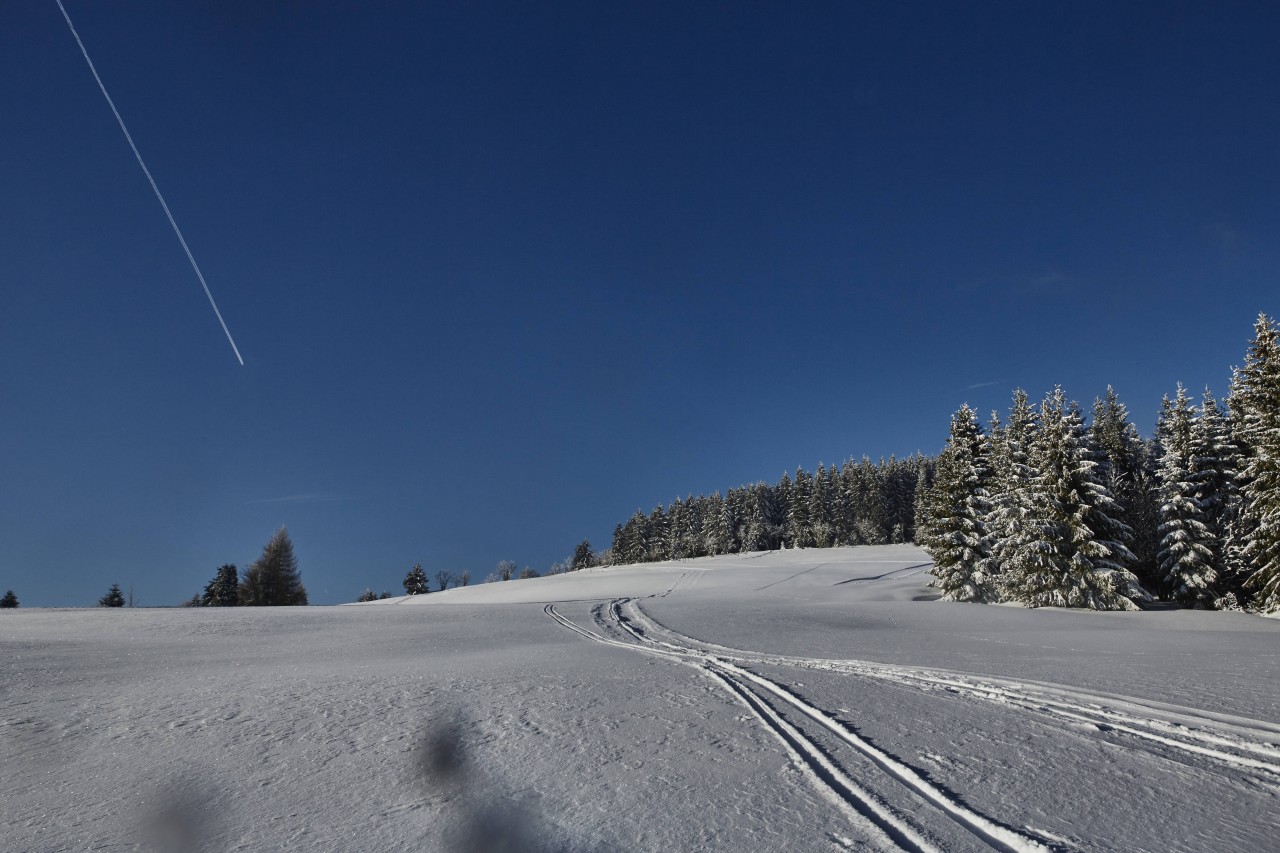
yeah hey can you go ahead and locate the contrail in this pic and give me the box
[55,0,245,366]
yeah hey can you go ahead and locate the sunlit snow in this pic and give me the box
[3,545,1277,851]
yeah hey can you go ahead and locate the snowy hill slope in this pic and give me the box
[3,545,1277,851]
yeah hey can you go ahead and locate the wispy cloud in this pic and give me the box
[1023,269,1070,294]
[246,493,346,505]
[1202,221,1245,255]
[965,381,1000,391]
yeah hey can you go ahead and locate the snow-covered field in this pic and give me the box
[3,545,1278,852]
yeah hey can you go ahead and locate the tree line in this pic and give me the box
[597,454,934,567]
[918,313,1280,613]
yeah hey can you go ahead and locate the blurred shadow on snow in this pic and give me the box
[416,714,606,853]
[134,772,220,853]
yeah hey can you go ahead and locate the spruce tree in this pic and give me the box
[666,498,686,560]
[201,564,239,607]
[1156,386,1218,606]
[742,485,769,552]
[608,524,625,565]
[1230,314,1280,611]
[911,462,933,545]
[1192,389,1244,603]
[1005,389,1147,610]
[920,405,995,602]
[99,583,125,607]
[855,457,891,545]
[619,512,647,565]
[1090,386,1158,590]
[239,527,308,606]
[571,540,594,571]
[646,505,668,562]
[986,390,1040,601]
[403,564,429,595]
[787,467,812,548]
[809,463,834,547]
[0,590,17,608]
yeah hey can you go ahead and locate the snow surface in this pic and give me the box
[3,545,1278,851]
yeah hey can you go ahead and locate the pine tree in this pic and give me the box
[1156,386,1218,606]
[986,390,1039,601]
[619,512,647,565]
[787,467,812,548]
[0,590,17,608]
[239,527,308,606]
[666,498,685,560]
[403,564,429,595]
[1230,314,1280,611]
[201,564,239,607]
[571,540,594,571]
[1191,389,1244,604]
[646,505,668,562]
[356,588,378,602]
[863,458,892,545]
[99,583,125,608]
[741,485,769,552]
[1089,386,1158,590]
[920,405,995,602]
[608,524,624,565]
[1005,389,1147,610]
[911,462,933,545]
[809,463,834,547]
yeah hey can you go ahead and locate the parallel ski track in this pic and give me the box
[545,603,931,852]
[617,599,1280,789]
[545,601,1051,853]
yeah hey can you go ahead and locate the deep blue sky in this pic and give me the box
[3,2,1277,605]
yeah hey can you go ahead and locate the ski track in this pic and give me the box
[548,567,1280,849]
[546,597,1052,853]
[618,598,1280,790]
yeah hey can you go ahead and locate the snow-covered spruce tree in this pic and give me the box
[787,467,813,548]
[239,527,308,606]
[703,492,727,555]
[911,462,933,545]
[99,583,125,607]
[920,404,995,602]
[1192,389,1244,605]
[1229,314,1280,611]
[883,455,915,544]
[665,498,685,560]
[1004,389,1147,610]
[356,588,378,602]
[403,564,429,595]
[741,485,769,552]
[852,457,890,545]
[571,540,594,571]
[984,390,1040,601]
[1191,390,1238,546]
[618,512,647,565]
[608,524,624,565]
[809,463,834,547]
[0,590,17,608]
[1090,386,1159,591]
[1156,385,1218,607]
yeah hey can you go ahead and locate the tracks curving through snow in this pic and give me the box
[616,599,1280,790]
[545,599,1053,852]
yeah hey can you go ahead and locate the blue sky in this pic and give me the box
[2,2,1277,605]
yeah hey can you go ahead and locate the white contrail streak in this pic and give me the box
[55,0,245,366]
